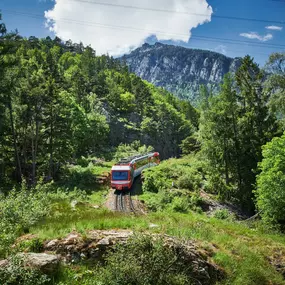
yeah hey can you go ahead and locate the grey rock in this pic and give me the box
[19,253,59,274]
[45,239,59,249]
[121,42,242,104]
[0,259,9,268]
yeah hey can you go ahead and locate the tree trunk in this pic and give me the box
[224,136,229,186]
[32,119,39,185]
[49,105,54,180]
[232,110,242,189]
[7,95,22,181]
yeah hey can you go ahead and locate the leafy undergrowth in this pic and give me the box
[28,195,285,285]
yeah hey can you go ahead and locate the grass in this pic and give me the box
[29,191,285,285]
[89,186,109,205]
[4,156,285,284]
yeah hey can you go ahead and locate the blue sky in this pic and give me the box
[1,0,285,65]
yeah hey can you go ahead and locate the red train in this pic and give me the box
[111,152,160,191]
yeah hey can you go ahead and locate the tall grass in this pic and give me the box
[29,197,285,285]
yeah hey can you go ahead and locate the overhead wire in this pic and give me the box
[2,9,285,58]
[64,0,285,25]
[3,9,285,51]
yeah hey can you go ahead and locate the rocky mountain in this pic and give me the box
[121,42,241,103]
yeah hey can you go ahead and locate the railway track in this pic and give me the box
[115,191,136,213]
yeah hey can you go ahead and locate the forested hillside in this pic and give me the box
[0,16,198,189]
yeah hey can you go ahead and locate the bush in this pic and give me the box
[142,168,169,193]
[213,209,235,221]
[96,234,195,285]
[177,169,201,191]
[141,191,173,212]
[14,238,44,254]
[0,180,52,257]
[114,140,154,161]
[0,255,50,285]
[0,180,88,257]
[255,133,285,225]
[171,196,190,213]
[204,172,234,201]
[62,164,96,187]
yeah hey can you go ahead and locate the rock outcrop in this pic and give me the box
[44,230,132,263]
[0,253,60,275]
[121,42,241,103]
[42,230,224,284]
[5,230,224,283]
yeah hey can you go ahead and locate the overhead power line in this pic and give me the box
[3,9,285,52]
[66,0,285,25]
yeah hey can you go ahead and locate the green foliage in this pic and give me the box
[180,135,200,155]
[141,156,204,213]
[171,196,190,213]
[96,234,195,285]
[0,181,50,257]
[62,164,97,188]
[0,32,194,186]
[114,140,154,161]
[15,238,44,253]
[265,52,285,129]
[199,58,278,212]
[0,255,50,285]
[203,171,234,202]
[177,168,201,191]
[0,180,90,257]
[213,209,235,221]
[119,91,136,112]
[255,132,285,225]
[142,168,169,194]
[25,189,285,285]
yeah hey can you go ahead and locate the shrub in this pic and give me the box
[177,169,201,191]
[96,234,195,285]
[0,179,52,257]
[213,209,235,221]
[142,168,169,193]
[0,180,50,231]
[171,196,190,213]
[141,191,173,212]
[0,181,87,257]
[255,133,285,224]
[114,140,154,161]
[62,164,96,187]
[0,255,50,285]
[204,172,234,201]
[255,133,285,225]
[14,238,44,254]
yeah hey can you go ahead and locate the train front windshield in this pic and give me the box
[112,171,129,181]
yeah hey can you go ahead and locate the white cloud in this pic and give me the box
[265,25,283,31]
[240,32,273,42]
[214,45,227,55]
[45,0,212,55]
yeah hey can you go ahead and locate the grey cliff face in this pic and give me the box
[121,42,241,103]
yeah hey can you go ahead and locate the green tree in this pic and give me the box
[255,132,285,225]
[199,74,238,198]
[265,52,285,128]
[199,57,277,211]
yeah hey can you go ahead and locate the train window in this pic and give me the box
[112,171,129,181]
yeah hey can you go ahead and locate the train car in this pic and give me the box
[111,152,160,191]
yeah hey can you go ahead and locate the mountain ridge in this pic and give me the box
[121,42,242,103]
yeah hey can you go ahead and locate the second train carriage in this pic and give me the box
[111,152,160,190]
